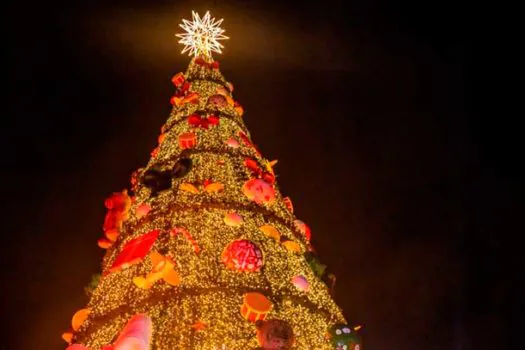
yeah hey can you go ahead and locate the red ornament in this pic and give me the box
[222,239,264,272]
[178,132,197,149]
[283,197,294,213]
[262,172,276,185]
[243,179,275,204]
[108,230,160,273]
[150,147,160,158]
[171,72,185,87]
[226,138,240,148]
[188,114,220,129]
[294,220,311,241]
[234,101,244,116]
[238,131,261,156]
[244,158,261,175]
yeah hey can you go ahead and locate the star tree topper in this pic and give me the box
[176,11,229,59]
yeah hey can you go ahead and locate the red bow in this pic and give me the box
[188,114,220,129]
[238,131,261,156]
[244,158,275,184]
[195,57,220,69]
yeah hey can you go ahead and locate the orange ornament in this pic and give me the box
[259,225,281,241]
[180,183,200,194]
[241,292,272,322]
[62,332,73,343]
[71,308,90,331]
[97,238,113,249]
[204,182,224,193]
[224,212,243,227]
[282,240,301,253]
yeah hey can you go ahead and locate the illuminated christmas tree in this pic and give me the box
[63,11,362,350]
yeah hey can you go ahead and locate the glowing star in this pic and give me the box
[176,11,229,58]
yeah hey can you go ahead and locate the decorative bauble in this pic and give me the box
[71,308,90,331]
[281,239,301,253]
[294,220,311,241]
[256,319,295,350]
[242,179,275,204]
[150,147,160,158]
[259,225,281,241]
[203,181,224,193]
[328,324,362,350]
[157,133,166,144]
[178,132,197,149]
[207,94,228,108]
[234,101,244,116]
[141,169,172,195]
[224,212,243,226]
[291,275,310,292]
[283,197,294,213]
[226,138,240,148]
[97,238,113,249]
[180,182,200,194]
[240,292,272,322]
[136,203,152,218]
[108,230,160,273]
[62,331,73,343]
[222,239,263,272]
[172,158,192,178]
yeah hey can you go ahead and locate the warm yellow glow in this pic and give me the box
[176,11,229,58]
[68,46,348,349]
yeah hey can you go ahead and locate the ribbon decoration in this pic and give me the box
[244,158,276,184]
[187,114,220,129]
[195,56,220,69]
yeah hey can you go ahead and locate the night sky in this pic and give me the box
[2,0,518,349]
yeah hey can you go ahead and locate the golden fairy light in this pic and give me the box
[176,11,229,58]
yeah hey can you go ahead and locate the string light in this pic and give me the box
[176,11,229,58]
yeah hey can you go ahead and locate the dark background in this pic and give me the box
[2,0,519,349]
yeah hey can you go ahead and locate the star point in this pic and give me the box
[176,11,229,59]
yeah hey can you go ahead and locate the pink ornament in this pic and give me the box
[242,179,275,204]
[222,239,264,272]
[67,314,152,350]
[294,220,311,241]
[135,204,151,218]
[226,138,240,148]
[291,275,310,292]
[224,212,243,226]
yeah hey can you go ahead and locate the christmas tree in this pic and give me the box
[63,11,362,350]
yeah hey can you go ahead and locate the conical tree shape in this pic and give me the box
[66,14,361,350]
